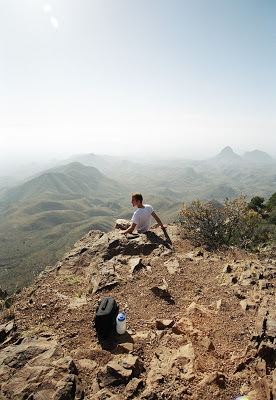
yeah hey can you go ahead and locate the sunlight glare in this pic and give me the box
[50,16,59,29]
[42,3,52,13]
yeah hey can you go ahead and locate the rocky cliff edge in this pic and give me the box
[0,224,275,400]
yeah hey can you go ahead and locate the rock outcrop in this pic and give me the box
[0,225,275,399]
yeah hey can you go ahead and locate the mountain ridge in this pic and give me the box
[0,147,275,190]
[0,149,275,292]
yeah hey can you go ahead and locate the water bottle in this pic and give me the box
[116,311,126,334]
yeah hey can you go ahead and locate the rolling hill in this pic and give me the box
[0,147,275,293]
[0,163,131,292]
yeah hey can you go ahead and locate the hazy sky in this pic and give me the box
[1,0,275,166]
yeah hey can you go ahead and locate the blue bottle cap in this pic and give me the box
[118,311,125,321]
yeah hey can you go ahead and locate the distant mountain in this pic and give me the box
[204,184,239,201]
[204,146,244,167]
[64,153,122,173]
[1,148,276,292]
[0,163,132,292]
[216,146,241,160]
[242,150,275,164]
[1,162,124,205]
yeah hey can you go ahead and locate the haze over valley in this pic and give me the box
[0,146,275,293]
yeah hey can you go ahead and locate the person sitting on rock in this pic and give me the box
[117,193,166,235]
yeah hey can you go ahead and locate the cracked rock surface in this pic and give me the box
[0,224,275,400]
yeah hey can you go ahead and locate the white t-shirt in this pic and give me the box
[131,204,154,233]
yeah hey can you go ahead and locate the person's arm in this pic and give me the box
[151,211,167,230]
[120,222,137,235]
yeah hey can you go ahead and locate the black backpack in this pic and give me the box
[95,297,119,339]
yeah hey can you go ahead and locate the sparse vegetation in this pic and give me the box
[20,324,52,337]
[62,275,80,286]
[0,295,15,321]
[248,193,276,250]
[179,193,276,250]
[0,157,275,294]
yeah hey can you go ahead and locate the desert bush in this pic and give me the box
[248,192,276,247]
[178,194,261,250]
[0,296,15,321]
[178,199,226,249]
[265,192,276,211]
[267,208,276,224]
[248,196,265,212]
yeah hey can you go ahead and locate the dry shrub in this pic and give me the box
[179,194,261,250]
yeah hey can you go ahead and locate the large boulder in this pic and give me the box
[0,336,80,400]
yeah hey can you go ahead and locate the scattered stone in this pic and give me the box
[132,331,151,341]
[234,289,247,299]
[116,342,134,354]
[251,376,272,400]
[164,258,180,274]
[151,279,172,299]
[240,299,257,311]
[172,317,201,337]
[266,318,276,339]
[223,264,232,273]
[68,296,87,309]
[115,219,131,230]
[199,336,215,351]
[1,224,275,400]
[124,377,143,398]
[98,363,131,387]
[53,374,76,400]
[77,359,97,371]
[52,356,78,374]
[216,299,222,310]
[183,251,203,260]
[240,300,249,311]
[107,361,133,381]
[128,257,143,274]
[255,308,268,335]
[199,371,226,387]
[156,319,174,330]
[0,336,80,400]
[186,302,210,316]
[0,320,15,343]
[87,387,124,400]
[146,265,152,273]
[120,355,144,377]
[90,259,119,293]
[259,280,268,290]
[173,343,195,362]
[97,356,144,388]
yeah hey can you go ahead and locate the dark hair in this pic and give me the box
[132,193,143,202]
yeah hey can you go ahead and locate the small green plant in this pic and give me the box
[28,286,38,296]
[77,291,83,298]
[21,324,51,337]
[68,278,79,285]
[0,295,15,321]
[62,275,80,285]
[0,305,15,321]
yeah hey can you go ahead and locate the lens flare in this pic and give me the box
[233,397,249,400]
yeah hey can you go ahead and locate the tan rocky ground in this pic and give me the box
[0,224,275,399]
